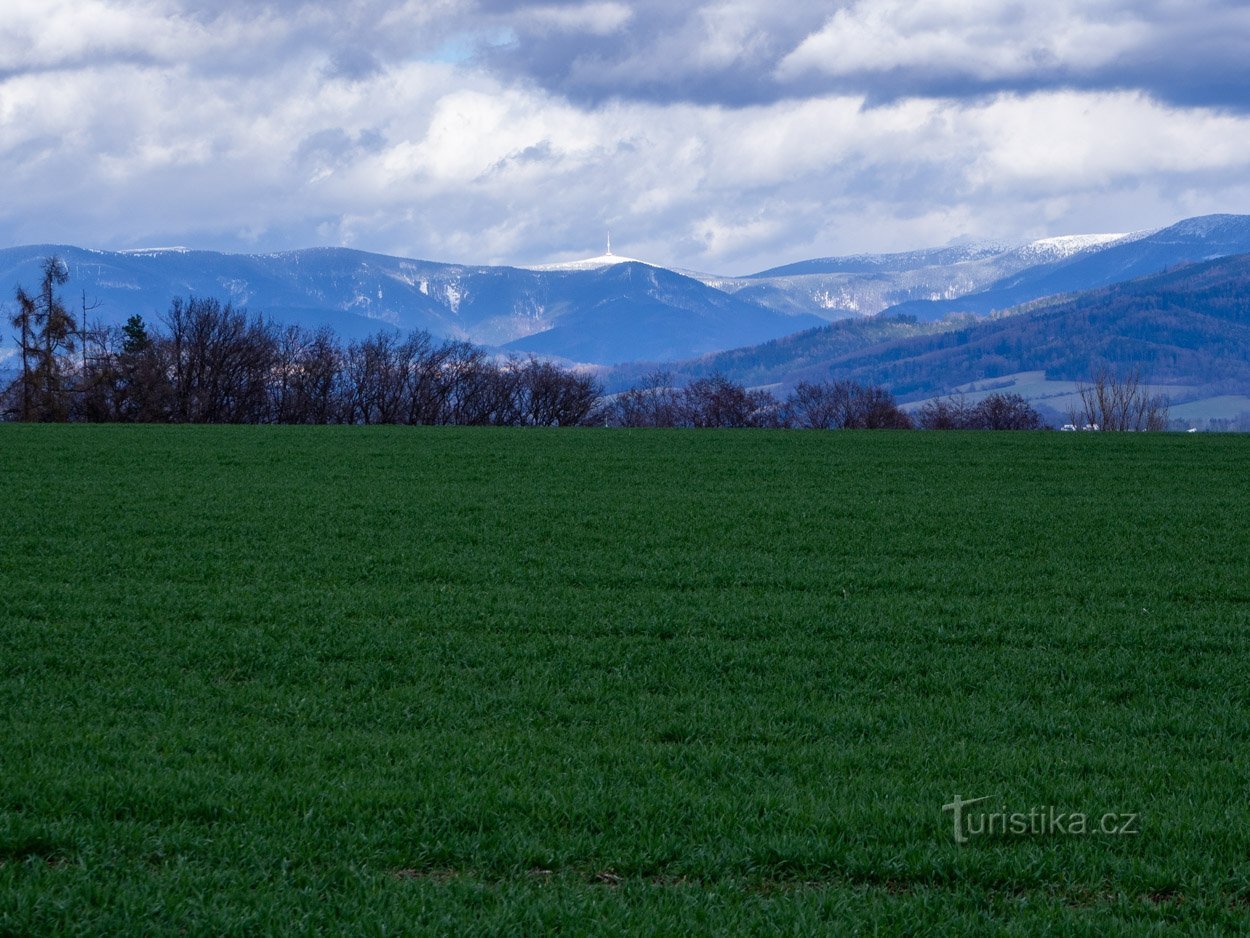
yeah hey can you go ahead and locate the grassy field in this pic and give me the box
[1,426,1248,934]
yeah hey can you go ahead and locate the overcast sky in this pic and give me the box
[3,0,1250,273]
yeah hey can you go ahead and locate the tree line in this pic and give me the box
[4,258,602,426]
[3,254,1062,430]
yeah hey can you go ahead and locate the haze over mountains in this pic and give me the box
[3,214,1250,417]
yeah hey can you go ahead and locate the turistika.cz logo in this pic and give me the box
[942,795,1140,844]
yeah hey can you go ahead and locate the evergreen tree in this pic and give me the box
[121,314,151,355]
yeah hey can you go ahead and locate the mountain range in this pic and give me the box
[3,214,1250,420]
[621,251,1250,427]
[0,243,823,365]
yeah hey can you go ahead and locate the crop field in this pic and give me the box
[1,425,1249,934]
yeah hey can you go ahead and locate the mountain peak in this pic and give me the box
[1020,231,1140,260]
[1161,213,1250,239]
[526,252,654,272]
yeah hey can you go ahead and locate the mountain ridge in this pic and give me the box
[3,213,1250,368]
[618,251,1250,424]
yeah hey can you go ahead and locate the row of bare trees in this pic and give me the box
[606,372,913,429]
[916,392,1045,430]
[5,289,602,426]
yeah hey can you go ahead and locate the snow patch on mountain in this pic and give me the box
[1019,231,1145,261]
[528,252,653,271]
[812,289,861,312]
[442,281,463,313]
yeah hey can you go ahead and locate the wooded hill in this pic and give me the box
[624,252,1250,403]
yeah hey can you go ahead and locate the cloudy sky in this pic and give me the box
[2,0,1250,273]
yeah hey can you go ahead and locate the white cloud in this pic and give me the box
[778,0,1151,81]
[0,0,196,69]
[962,91,1250,191]
[2,1,1250,274]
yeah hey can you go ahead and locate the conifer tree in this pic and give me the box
[6,257,78,421]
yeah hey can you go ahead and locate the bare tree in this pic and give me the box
[516,358,602,426]
[612,369,685,427]
[785,379,911,429]
[342,331,417,424]
[787,380,847,429]
[1073,366,1170,431]
[970,392,1044,430]
[441,341,497,425]
[296,327,346,424]
[165,297,276,423]
[268,324,348,424]
[7,285,36,420]
[404,334,456,425]
[916,393,974,430]
[681,374,777,428]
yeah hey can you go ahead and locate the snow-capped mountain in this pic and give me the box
[2,214,1248,367]
[0,244,821,365]
[525,240,652,272]
[883,215,1250,320]
[699,231,1150,319]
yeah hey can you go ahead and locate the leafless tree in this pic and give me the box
[516,358,602,426]
[787,380,844,429]
[785,379,911,429]
[441,341,498,425]
[612,369,685,427]
[916,393,974,430]
[343,331,417,424]
[269,324,345,424]
[165,296,277,423]
[1072,366,1170,431]
[973,392,1044,430]
[681,374,777,428]
[917,391,1044,430]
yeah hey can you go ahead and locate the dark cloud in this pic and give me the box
[483,139,557,178]
[9,1,1246,113]
[326,48,384,81]
[474,4,827,106]
[462,0,1250,113]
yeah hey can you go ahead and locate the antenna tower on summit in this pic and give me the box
[606,230,613,256]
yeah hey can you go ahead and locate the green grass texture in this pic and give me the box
[2,426,1248,934]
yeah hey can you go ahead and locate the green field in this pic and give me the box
[2,426,1249,934]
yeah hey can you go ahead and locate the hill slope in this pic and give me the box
[505,263,824,364]
[637,253,1250,406]
[705,234,1139,319]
